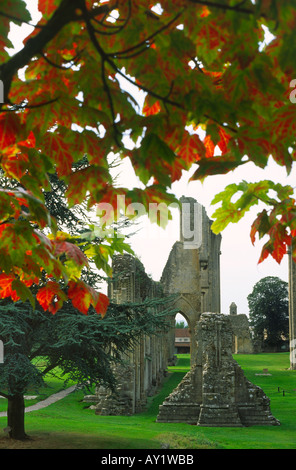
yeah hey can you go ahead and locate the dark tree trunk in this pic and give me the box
[7,393,27,440]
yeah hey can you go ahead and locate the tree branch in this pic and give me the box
[108,10,184,58]
[0,0,112,102]
[108,61,184,109]
[40,49,83,70]
[0,97,59,112]
[101,60,122,148]
[187,0,257,15]
[91,0,132,36]
[80,1,122,147]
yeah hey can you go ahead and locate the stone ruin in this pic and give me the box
[157,313,279,426]
[86,197,279,426]
[84,254,173,415]
[228,302,253,354]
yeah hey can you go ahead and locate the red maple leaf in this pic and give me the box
[38,0,58,18]
[67,280,92,315]
[94,293,109,317]
[203,135,216,158]
[67,281,110,316]
[54,240,89,268]
[0,114,21,149]
[217,127,231,155]
[0,273,20,301]
[88,285,110,317]
[43,131,74,177]
[36,281,66,314]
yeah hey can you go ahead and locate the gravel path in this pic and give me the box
[0,385,77,417]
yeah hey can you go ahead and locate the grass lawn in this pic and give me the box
[0,375,75,413]
[0,353,295,449]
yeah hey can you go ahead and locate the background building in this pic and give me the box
[175,328,191,354]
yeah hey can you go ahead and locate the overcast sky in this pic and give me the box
[10,2,294,318]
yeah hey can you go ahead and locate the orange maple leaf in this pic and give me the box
[36,281,66,314]
[68,281,110,316]
[143,100,161,116]
[0,273,20,301]
[67,280,92,315]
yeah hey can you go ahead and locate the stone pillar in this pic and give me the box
[288,249,296,369]
[229,302,237,315]
[197,315,243,426]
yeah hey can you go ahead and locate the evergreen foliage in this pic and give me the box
[0,294,174,438]
[248,276,289,348]
[0,297,172,397]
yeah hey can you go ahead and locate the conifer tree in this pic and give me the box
[0,296,172,439]
[0,166,173,440]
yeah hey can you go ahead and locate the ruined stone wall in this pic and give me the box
[92,254,171,416]
[160,197,221,363]
[89,197,223,417]
[228,302,253,354]
[86,197,282,427]
[157,313,280,427]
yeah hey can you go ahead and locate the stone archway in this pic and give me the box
[90,197,222,415]
[159,197,221,369]
[175,311,191,355]
[171,297,199,365]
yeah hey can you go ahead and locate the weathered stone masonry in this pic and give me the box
[228,302,253,354]
[160,197,221,365]
[92,255,172,416]
[90,197,279,426]
[157,313,279,427]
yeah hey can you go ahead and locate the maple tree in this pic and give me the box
[0,0,296,313]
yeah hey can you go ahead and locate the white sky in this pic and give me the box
[8,1,295,317]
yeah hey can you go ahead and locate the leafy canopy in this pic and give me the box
[0,0,296,313]
[247,276,289,346]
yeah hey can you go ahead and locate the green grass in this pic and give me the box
[0,372,75,412]
[0,353,296,449]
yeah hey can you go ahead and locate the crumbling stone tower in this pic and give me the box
[228,302,253,354]
[160,196,221,363]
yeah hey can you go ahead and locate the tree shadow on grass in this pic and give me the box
[0,431,162,449]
